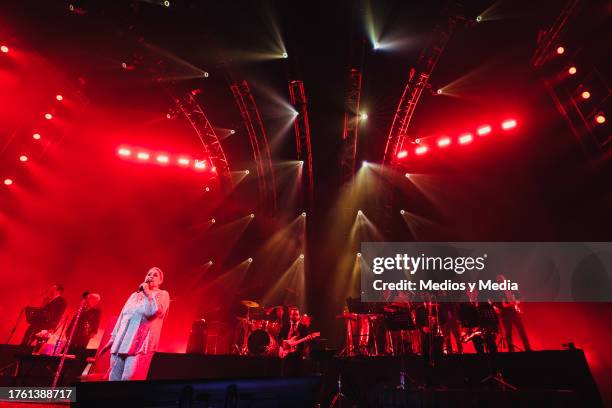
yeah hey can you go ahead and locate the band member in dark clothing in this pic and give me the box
[67,293,102,353]
[460,288,498,354]
[279,306,310,358]
[495,274,531,351]
[21,284,67,346]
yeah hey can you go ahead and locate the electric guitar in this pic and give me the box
[278,332,320,358]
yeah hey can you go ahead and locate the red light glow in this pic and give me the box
[33,133,41,140]
[0,45,8,53]
[459,133,473,145]
[44,113,53,120]
[477,125,492,136]
[437,137,451,147]
[595,115,606,124]
[118,148,131,157]
[581,91,590,100]
[194,160,207,170]
[501,119,517,130]
[56,94,63,101]
[137,152,150,160]
[4,178,13,186]
[415,146,428,155]
[556,46,565,55]
[156,155,169,164]
[397,150,408,159]
[177,157,190,166]
[19,155,28,162]
[568,66,577,75]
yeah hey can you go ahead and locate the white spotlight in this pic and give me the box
[301,212,307,217]
[211,218,216,224]
[247,257,253,263]
[357,210,363,216]
[250,213,255,218]
[299,254,305,260]
[400,210,405,215]
[245,170,250,175]
[360,112,368,120]
[357,253,362,258]
[282,52,288,59]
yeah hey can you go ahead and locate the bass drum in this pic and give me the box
[247,329,277,356]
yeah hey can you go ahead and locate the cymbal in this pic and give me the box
[241,300,260,308]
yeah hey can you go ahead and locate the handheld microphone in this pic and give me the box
[138,277,152,293]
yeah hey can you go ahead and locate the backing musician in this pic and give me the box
[279,306,310,358]
[494,274,531,352]
[21,284,67,347]
[66,293,102,355]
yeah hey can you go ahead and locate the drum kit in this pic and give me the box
[237,300,282,356]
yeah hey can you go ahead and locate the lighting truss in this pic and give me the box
[230,80,277,210]
[288,80,314,205]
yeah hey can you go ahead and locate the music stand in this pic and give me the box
[25,307,51,327]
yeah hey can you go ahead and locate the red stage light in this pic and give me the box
[459,133,473,145]
[33,133,41,140]
[477,125,492,136]
[396,150,408,159]
[4,178,13,186]
[595,114,606,124]
[56,94,63,101]
[44,113,53,120]
[194,160,207,170]
[437,137,451,147]
[136,152,150,160]
[415,146,428,155]
[212,166,217,173]
[568,66,577,75]
[177,157,190,166]
[501,119,517,130]
[156,155,169,164]
[118,148,131,157]
[0,45,8,53]
[581,91,591,100]
[556,46,565,55]
[19,155,28,162]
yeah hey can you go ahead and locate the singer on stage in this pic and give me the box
[104,267,170,381]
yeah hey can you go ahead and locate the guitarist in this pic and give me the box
[494,274,531,352]
[279,306,310,358]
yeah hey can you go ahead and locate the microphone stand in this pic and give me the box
[51,299,86,389]
[5,307,24,344]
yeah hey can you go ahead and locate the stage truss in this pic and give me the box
[230,80,277,210]
[340,68,363,183]
[174,91,233,190]
[288,80,314,205]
